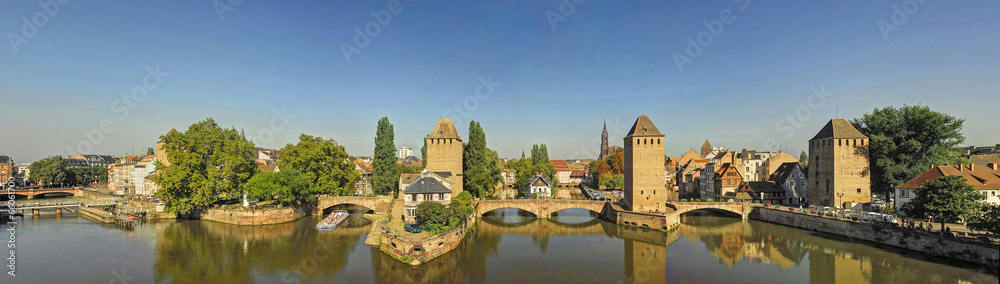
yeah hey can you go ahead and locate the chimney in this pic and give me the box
[959,165,963,172]
[971,164,974,171]
[990,163,999,171]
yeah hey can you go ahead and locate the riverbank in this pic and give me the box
[752,206,1000,271]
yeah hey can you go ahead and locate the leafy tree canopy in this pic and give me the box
[278,134,359,196]
[903,175,984,229]
[968,204,1000,235]
[851,105,966,195]
[246,169,314,205]
[28,157,73,186]
[153,118,259,215]
[416,201,448,226]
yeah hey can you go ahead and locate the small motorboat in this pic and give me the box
[316,210,349,230]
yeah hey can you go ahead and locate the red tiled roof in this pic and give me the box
[896,165,1000,190]
[570,170,587,178]
[550,159,571,172]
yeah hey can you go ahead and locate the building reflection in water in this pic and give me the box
[149,207,996,283]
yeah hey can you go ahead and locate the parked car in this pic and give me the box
[404,223,422,233]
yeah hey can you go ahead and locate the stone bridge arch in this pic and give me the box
[315,196,392,215]
[477,200,606,219]
[667,202,753,219]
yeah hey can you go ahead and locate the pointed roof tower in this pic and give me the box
[521,150,526,159]
[810,118,867,140]
[624,115,663,138]
[428,118,462,140]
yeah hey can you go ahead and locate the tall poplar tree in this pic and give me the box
[463,121,502,198]
[372,117,399,196]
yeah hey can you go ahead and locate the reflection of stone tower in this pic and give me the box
[426,118,464,196]
[701,139,712,157]
[624,115,666,212]
[625,240,666,284]
[600,121,610,160]
[808,118,870,207]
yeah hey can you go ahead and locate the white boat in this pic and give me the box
[316,210,349,230]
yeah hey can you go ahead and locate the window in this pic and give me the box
[424,193,433,201]
[857,188,861,193]
[439,193,445,200]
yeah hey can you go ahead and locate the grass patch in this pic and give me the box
[73,196,93,201]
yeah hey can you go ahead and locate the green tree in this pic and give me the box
[372,117,399,196]
[450,191,474,219]
[421,134,428,167]
[278,134,359,196]
[463,121,502,198]
[968,204,1000,235]
[416,201,448,226]
[152,118,259,215]
[397,164,423,174]
[851,105,966,196]
[246,170,313,205]
[70,166,108,185]
[530,144,556,179]
[799,150,808,163]
[146,147,155,155]
[600,173,624,189]
[28,157,73,186]
[507,158,533,196]
[904,175,984,231]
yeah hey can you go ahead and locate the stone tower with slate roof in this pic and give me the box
[624,115,666,212]
[425,118,464,197]
[808,118,871,207]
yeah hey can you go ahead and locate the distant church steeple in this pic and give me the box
[600,120,610,160]
[521,150,526,160]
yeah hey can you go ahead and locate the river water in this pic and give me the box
[7,207,997,283]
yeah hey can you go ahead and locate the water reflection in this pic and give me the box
[152,212,372,283]
[19,207,997,283]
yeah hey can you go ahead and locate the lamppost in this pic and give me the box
[836,193,845,209]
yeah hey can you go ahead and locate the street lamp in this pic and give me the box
[836,193,845,209]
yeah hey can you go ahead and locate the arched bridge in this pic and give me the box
[477,199,606,219]
[8,187,81,199]
[666,202,755,219]
[316,196,393,214]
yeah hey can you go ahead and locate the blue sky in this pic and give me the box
[2,0,998,163]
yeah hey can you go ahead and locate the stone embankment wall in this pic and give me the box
[195,205,309,226]
[380,213,477,264]
[753,207,999,269]
[602,202,676,231]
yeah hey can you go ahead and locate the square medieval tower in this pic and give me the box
[624,115,666,212]
[426,118,464,197]
[807,118,871,208]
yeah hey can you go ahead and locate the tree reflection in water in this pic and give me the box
[153,211,371,283]
[148,208,996,283]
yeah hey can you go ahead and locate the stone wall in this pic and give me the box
[196,205,309,226]
[809,136,870,207]
[624,134,666,213]
[753,207,999,269]
[603,202,674,231]
[380,213,477,264]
